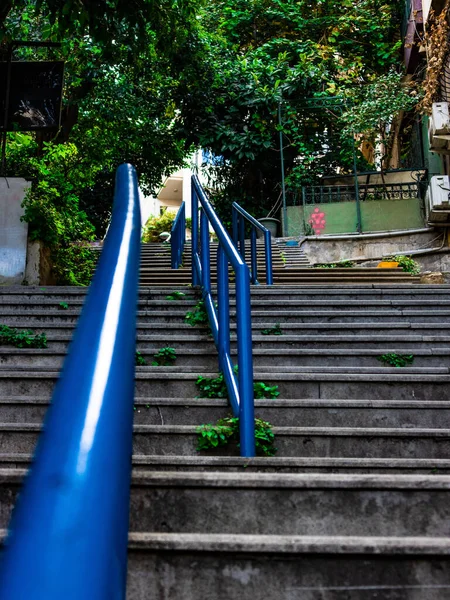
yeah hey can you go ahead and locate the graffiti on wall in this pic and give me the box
[308,206,326,235]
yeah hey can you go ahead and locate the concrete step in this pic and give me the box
[0,369,449,399]
[2,423,450,458]
[5,306,450,324]
[2,397,450,429]
[4,319,450,339]
[4,332,450,352]
[3,284,450,302]
[1,452,450,474]
[2,347,450,369]
[250,311,450,323]
[124,532,450,600]
[0,470,449,538]
[0,525,448,599]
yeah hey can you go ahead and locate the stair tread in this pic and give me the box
[1,452,450,469]
[2,467,450,487]
[125,532,450,555]
[3,423,450,435]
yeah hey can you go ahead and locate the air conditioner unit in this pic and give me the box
[432,103,450,134]
[429,104,450,152]
[429,119,448,150]
[425,175,450,224]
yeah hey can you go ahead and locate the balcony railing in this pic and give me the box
[299,182,421,206]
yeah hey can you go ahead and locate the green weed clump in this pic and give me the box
[197,416,277,456]
[0,325,47,349]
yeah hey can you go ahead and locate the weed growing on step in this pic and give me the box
[152,347,177,366]
[196,373,279,399]
[253,381,280,399]
[280,252,286,265]
[166,291,186,301]
[58,302,69,310]
[185,300,210,327]
[386,255,420,275]
[135,351,147,366]
[0,325,47,349]
[261,323,283,336]
[196,416,277,456]
[315,260,355,268]
[377,353,414,368]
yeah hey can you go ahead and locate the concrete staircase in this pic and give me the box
[139,242,422,285]
[275,239,310,267]
[1,276,450,595]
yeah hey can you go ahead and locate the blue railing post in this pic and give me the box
[232,208,238,247]
[171,202,185,269]
[191,186,200,286]
[238,213,245,260]
[231,203,273,285]
[200,209,211,294]
[235,264,256,457]
[191,175,255,457]
[217,245,230,373]
[250,227,258,285]
[0,163,141,600]
[264,230,273,285]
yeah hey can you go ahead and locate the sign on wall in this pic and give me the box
[0,61,64,131]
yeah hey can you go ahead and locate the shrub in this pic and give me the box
[142,211,177,242]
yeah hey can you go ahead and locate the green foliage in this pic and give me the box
[185,300,210,327]
[377,353,414,368]
[340,71,421,167]
[15,141,98,285]
[261,323,283,336]
[58,302,69,310]
[166,291,186,301]
[196,416,277,456]
[52,244,98,286]
[1,0,200,262]
[0,325,47,349]
[196,373,229,398]
[182,0,403,214]
[152,347,177,366]
[387,255,421,276]
[315,261,355,269]
[20,142,96,247]
[142,212,177,243]
[196,372,279,399]
[135,351,147,366]
[253,381,280,400]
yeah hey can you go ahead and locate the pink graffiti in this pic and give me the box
[309,207,326,235]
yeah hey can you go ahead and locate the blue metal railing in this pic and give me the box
[0,164,142,600]
[232,202,274,285]
[171,201,186,269]
[191,175,255,457]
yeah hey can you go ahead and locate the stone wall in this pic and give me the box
[300,228,450,272]
[0,178,29,284]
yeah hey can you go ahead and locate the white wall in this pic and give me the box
[0,178,29,284]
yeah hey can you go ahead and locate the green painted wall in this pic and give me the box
[288,197,424,236]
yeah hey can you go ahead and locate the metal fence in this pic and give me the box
[300,182,421,205]
[285,181,425,236]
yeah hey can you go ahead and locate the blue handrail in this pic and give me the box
[191,175,255,457]
[171,201,186,269]
[0,164,142,600]
[232,203,274,285]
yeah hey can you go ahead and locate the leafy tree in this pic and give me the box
[178,0,406,215]
[0,0,203,279]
